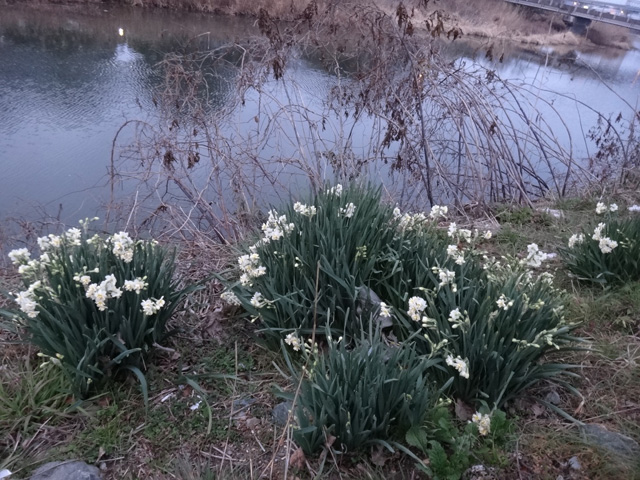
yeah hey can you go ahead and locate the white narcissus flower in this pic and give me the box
[285,332,302,351]
[141,299,155,316]
[111,231,134,263]
[15,290,38,318]
[629,205,640,212]
[568,233,584,248]
[598,237,618,254]
[65,227,82,246]
[379,302,392,318]
[140,297,165,316]
[407,296,427,321]
[293,202,317,218]
[523,243,548,268]
[595,202,607,215]
[429,205,448,220]
[124,277,148,294]
[609,203,618,212]
[592,222,606,241]
[250,292,266,308]
[220,291,242,306]
[445,354,470,379]
[472,412,491,436]
[328,184,343,196]
[8,248,30,265]
[340,203,356,218]
[496,294,514,311]
[449,308,462,322]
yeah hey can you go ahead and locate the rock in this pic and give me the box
[246,417,260,430]
[568,456,581,470]
[463,464,498,480]
[357,287,393,329]
[580,423,640,457]
[545,390,561,405]
[30,461,101,480]
[539,207,564,219]
[232,397,257,411]
[272,401,293,427]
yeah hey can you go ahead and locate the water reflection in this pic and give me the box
[0,4,638,232]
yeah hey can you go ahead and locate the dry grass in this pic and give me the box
[3,0,633,49]
[587,22,632,49]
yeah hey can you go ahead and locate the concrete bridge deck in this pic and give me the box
[505,0,640,31]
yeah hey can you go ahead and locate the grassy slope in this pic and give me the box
[2,195,640,479]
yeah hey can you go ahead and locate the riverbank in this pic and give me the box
[1,0,634,49]
[2,192,640,479]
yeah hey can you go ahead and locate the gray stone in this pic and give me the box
[462,464,498,480]
[30,461,101,480]
[568,456,581,470]
[357,286,393,329]
[545,390,562,405]
[272,401,293,427]
[580,423,640,458]
[232,397,257,411]
[540,207,565,219]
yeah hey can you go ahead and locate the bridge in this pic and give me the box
[504,0,640,31]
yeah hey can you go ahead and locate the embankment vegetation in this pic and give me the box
[2,0,632,48]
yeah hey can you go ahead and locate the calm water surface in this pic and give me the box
[0,5,639,230]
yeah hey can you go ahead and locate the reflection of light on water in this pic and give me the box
[114,43,141,63]
[118,27,124,36]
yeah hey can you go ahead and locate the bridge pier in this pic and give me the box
[562,14,592,35]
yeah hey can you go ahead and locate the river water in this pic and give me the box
[0,5,638,237]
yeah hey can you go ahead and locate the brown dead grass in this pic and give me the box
[3,0,631,49]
